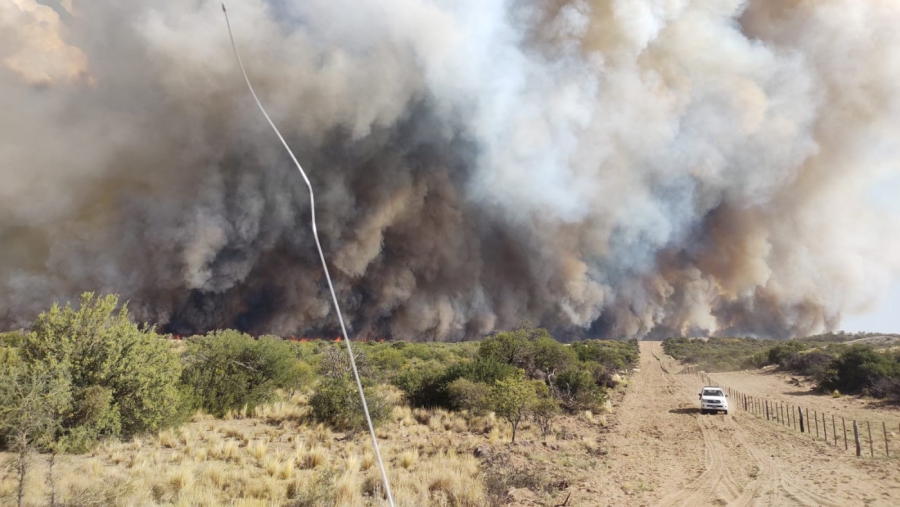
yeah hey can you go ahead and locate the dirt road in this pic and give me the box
[583,342,900,506]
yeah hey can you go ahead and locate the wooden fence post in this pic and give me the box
[792,405,796,429]
[815,411,819,439]
[868,422,874,457]
[799,406,805,433]
[843,417,848,450]
[854,420,861,457]
[833,415,837,446]
[884,421,889,457]
[766,400,770,421]
[806,408,810,434]
[823,413,827,443]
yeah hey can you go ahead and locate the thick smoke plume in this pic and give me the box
[2,0,899,340]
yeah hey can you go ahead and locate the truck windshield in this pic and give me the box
[703,389,724,397]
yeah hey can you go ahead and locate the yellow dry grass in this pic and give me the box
[0,386,606,507]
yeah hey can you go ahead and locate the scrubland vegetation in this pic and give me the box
[0,293,638,506]
[663,333,900,400]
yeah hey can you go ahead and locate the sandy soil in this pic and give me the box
[576,342,900,507]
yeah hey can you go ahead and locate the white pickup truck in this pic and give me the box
[699,387,728,415]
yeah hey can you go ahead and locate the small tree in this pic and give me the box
[21,293,186,450]
[529,381,559,438]
[447,378,491,415]
[0,365,69,507]
[491,372,538,443]
[182,331,307,416]
[532,335,576,383]
[478,323,541,371]
[309,376,390,431]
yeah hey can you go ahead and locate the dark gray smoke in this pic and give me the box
[2,0,899,340]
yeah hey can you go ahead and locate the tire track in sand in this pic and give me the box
[645,342,845,506]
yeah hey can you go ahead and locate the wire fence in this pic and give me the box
[692,370,898,459]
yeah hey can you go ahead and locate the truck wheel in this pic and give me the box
[700,409,707,415]
[724,410,728,415]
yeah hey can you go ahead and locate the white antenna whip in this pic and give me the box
[221,4,395,505]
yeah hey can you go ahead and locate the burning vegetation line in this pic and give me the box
[220,4,395,505]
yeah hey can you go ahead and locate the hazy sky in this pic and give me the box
[842,174,900,334]
[842,283,900,333]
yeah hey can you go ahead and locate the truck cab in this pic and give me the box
[699,387,728,415]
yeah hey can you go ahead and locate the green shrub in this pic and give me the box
[553,366,605,411]
[0,331,25,348]
[20,293,186,449]
[530,381,559,437]
[767,342,809,366]
[781,351,835,378]
[532,335,576,377]
[309,376,390,431]
[820,345,900,395]
[368,346,406,377]
[490,372,538,443]
[394,357,515,409]
[181,331,306,417]
[447,378,491,414]
[478,326,539,370]
[571,339,639,371]
[393,363,457,408]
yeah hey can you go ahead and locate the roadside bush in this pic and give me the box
[820,345,900,396]
[19,293,186,450]
[664,334,858,372]
[780,351,835,378]
[571,339,639,371]
[309,376,390,431]
[586,361,618,389]
[553,366,605,411]
[181,331,306,417]
[532,335,577,379]
[869,377,900,400]
[767,342,809,366]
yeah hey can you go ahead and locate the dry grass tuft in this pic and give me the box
[300,445,328,470]
[168,464,194,494]
[399,448,419,469]
[248,439,268,462]
[361,450,375,471]
[334,471,363,506]
[158,429,179,449]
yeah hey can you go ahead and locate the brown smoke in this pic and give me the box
[1,0,899,340]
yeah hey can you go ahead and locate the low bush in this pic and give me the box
[780,351,835,378]
[308,376,390,431]
[571,339,639,371]
[820,345,900,396]
[447,378,491,414]
[16,293,187,450]
[553,366,605,411]
[767,341,810,366]
[181,331,307,417]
